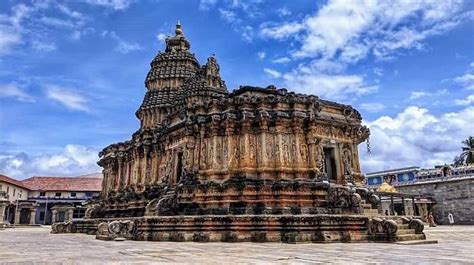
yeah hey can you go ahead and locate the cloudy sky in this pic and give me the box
[0,0,473,179]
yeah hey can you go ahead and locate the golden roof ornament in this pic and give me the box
[175,20,183,36]
[376,182,397,193]
[376,175,398,193]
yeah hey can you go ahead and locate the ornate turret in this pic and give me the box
[145,22,199,91]
[203,55,226,90]
[139,22,201,128]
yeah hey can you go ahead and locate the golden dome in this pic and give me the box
[376,182,397,193]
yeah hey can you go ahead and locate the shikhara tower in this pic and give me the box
[52,23,426,243]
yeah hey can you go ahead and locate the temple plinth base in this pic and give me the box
[52,214,421,243]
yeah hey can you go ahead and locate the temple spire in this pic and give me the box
[164,21,190,52]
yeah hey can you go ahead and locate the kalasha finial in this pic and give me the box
[175,20,183,36]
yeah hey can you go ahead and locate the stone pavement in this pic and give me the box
[0,226,473,264]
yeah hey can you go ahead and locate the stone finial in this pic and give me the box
[175,20,183,36]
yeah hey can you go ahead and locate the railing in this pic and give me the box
[367,172,474,188]
[0,191,8,199]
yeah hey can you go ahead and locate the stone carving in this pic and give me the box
[84,205,100,219]
[342,148,352,176]
[200,143,207,168]
[326,186,362,209]
[73,23,428,244]
[51,221,76,234]
[96,220,136,241]
[409,218,425,234]
[300,143,308,164]
[368,218,398,236]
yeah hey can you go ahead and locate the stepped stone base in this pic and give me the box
[51,214,426,243]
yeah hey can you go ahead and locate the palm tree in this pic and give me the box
[453,155,464,167]
[454,136,474,166]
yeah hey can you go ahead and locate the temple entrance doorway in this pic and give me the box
[175,152,183,184]
[324,147,337,182]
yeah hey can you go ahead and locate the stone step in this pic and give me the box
[364,213,380,217]
[396,229,416,235]
[398,224,409,229]
[395,234,426,242]
[396,240,438,245]
[363,209,379,214]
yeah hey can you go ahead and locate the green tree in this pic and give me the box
[453,136,474,166]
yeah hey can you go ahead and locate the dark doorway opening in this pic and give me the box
[19,208,29,224]
[58,211,66,222]
[324,147,337,181]
[176,152,183,184]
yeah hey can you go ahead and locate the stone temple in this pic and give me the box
[53,23,426,243]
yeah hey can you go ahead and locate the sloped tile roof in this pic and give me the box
[21,174,102,192]
[0,174,30,190]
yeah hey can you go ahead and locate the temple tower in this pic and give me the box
[138,22,200,128]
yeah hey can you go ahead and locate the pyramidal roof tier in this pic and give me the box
[138,22,227,122]
[145,22,200,90]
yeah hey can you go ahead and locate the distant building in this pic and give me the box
[0,175,34,225]
[0,173,102,226]
[365,165,474,224]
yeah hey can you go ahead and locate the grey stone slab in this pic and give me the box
[0,225,473,264]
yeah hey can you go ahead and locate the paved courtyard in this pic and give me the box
[0,225,473,264]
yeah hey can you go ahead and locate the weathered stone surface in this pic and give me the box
[397,177,474,224]
[55,23,425,243]
[2,226,473,263]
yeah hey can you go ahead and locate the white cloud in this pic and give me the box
[260,21,303,40]
[31,40,56,52]
[114,40,141,53]
[219,9,237,23]
[39,16,75,28]
[241,25,254,42]
[0,25,22,55]
[281,72,378,100]
[0,2,89,55]
[156,33,167,42]
[0,83,35,102]
[257,51,265,60]
[277,7,291,17]
[454,73,474,90]
[454,94,474,106]
[409,89,448,101]
[57,4,84,20]
[199,0,218,10]
[264,68,282,78]
[360,106,474,173]
[359,103,386,113]
[373,68,383,76]
[272,57,291,64]
[260,0,471,64]
[409,91,429,100]
[84,0,134,10]
[0,144,100,179]
[45,85,90,112]
[103,31,142,53]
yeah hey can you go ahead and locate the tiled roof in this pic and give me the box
[21,175,102,192]
[0,174,30,190]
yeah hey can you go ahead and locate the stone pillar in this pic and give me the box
[14,207,20,224]
[144,146,150,185]
[0,201,7,225]
[51,209,58,223]
[67,208,74,221]
[29,208,36,225]
[117,156,123,190]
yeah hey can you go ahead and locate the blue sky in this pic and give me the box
[0,0,473,179]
